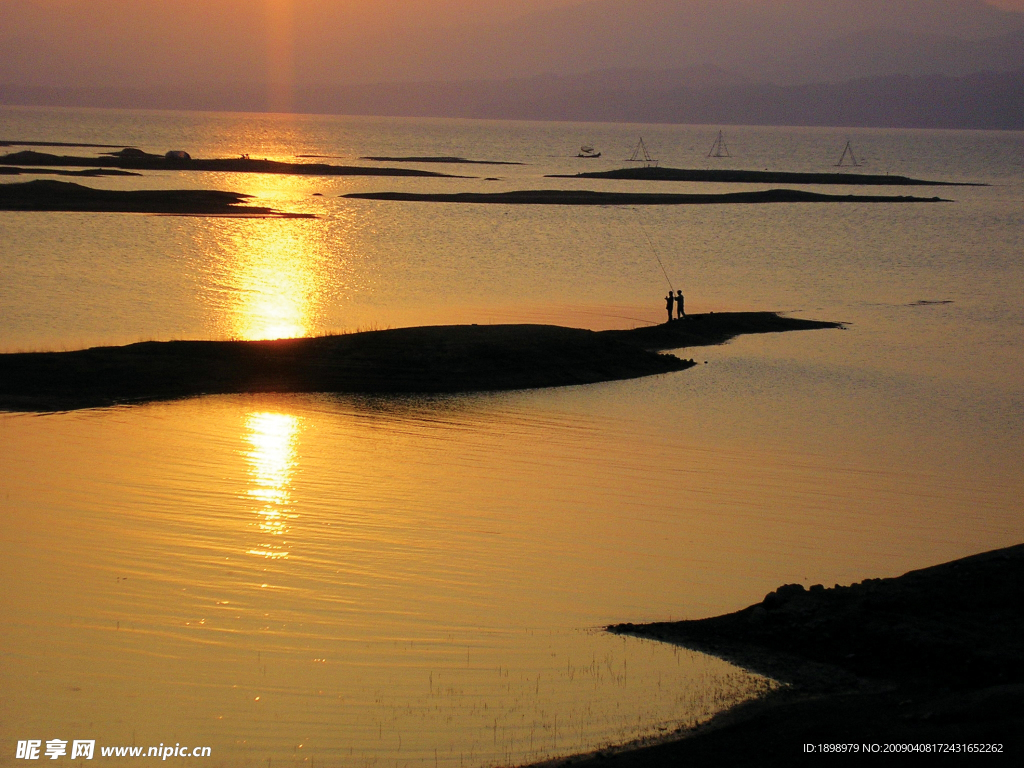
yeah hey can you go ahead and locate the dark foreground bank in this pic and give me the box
[0,312,838,411]
[527,545,1024,767]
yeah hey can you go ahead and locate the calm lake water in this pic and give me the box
[1,106,1023,766]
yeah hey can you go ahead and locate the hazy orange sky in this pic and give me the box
[2,0,1023,90]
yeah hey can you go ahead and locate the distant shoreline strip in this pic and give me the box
[546,166,981,186]
[344,189,951,205]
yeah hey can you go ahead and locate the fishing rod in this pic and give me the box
[632,207,674,293]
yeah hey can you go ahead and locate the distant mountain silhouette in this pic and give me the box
[5,68,1022,130]
[761,26,1024,84]
[353,0,1023,84]
[3,0,1024,128]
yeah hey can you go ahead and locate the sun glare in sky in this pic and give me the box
[264,0,296,112]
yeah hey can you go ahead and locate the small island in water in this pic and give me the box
[345,189,950,205]
[546,165,984,186]
[0,312,839,412]
[0,148,466,178]
[0,179,312,217]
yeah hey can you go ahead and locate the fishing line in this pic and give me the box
[632,207,673,292]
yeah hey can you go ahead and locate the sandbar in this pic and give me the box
[344,188,949,205]
[0,179,312,217]
[547,166,982,186]
[0,149,466,178]
[0,313,838,412]
[0,140,128,149]
[0,166,141,177]
[361,155,524,165]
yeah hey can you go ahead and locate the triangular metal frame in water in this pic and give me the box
[628,137,657,167]
[708,130,731,158]
[836,140,861,167]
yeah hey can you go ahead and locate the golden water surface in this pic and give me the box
[2,110,1023,766]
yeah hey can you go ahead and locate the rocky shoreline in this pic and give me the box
[525,544,1024,766]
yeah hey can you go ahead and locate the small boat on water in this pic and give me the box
[577,145,601,158]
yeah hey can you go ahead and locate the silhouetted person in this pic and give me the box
[665,292,674,323]
[676,290,685,319]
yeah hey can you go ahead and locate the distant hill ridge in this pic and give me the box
[5,67,1022,130]
[2,0,1023,127]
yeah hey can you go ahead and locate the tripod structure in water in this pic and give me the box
[708,130,731,158]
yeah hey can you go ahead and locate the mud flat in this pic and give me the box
[547,166,983,186]
[0,313,838,412]
[344,188,949,205]
[532,544,1024,767]
[0,149,464,178]
[0,179,312,217]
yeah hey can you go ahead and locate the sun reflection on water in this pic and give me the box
[243,411,301,559]
[228,220,318,340]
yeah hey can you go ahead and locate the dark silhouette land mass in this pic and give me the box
[546,166,982,186]
[344,189,949,205]
[361,155,525,165]
[0,166,140,177]
[0,140,129,149]
[0,313,838,412]
[0,149,465,178]
[522,544,1024,767]
[0,179,312,217]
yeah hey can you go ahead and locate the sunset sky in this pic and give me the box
[2,1,1023,92]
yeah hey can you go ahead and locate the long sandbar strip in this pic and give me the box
[0,313,839,411]
[0,149,465,178]
[0,167,141,177]
[344,188,949,205]
[0,140,129,149]
[547,165,981,186]
[361,155,524,165]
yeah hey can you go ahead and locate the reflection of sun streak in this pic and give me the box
[198,185,361,341]
[244,265,307,340]
[244,412,300,559]
[231,221,316,341]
